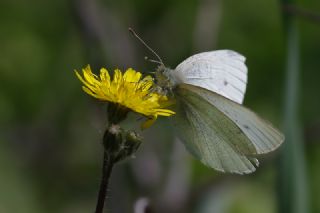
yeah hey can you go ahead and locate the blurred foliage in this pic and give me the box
[0,0,319,212]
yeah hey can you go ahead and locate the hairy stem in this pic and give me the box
[95,151,114,213]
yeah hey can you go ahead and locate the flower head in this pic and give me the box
[75,65,175,128]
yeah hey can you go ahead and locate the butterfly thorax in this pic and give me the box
[154,64,179,96]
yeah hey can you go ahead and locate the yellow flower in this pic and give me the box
[75,65,175,128]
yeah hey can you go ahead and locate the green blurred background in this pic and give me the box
[0,0,319,212]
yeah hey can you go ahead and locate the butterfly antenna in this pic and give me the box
[129,28,164,65]
[144,56,162,65]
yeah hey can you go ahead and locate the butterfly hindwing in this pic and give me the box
[178,84,285,155]
[174,85,260,174]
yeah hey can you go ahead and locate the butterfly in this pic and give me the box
[156,50,285,174]
[129,29,285,174]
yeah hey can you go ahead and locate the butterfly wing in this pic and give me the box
[173,50,248,104]
[174,85,258,174]
[174,84,284,174]
[181,84,285,154]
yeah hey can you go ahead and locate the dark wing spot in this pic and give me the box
[223,80,228,86]
[243,124,250,129]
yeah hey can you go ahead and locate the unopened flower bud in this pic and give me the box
[124,131,142,156]
[113,130,143,163]
[103,124,122,156]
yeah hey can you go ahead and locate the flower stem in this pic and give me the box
[95,151,114,213]
[278,1,309,212]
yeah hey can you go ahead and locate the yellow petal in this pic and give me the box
[100,68,110,82]
[156,109,175,116]
[124,68,142,83]
[83,65,100,86]
[82,86,100,99]
[141,116,157,129]
[75,70,96,91]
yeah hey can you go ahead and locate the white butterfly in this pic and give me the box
[155,50,285,174]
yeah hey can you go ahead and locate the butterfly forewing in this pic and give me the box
[173,50,248,104]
